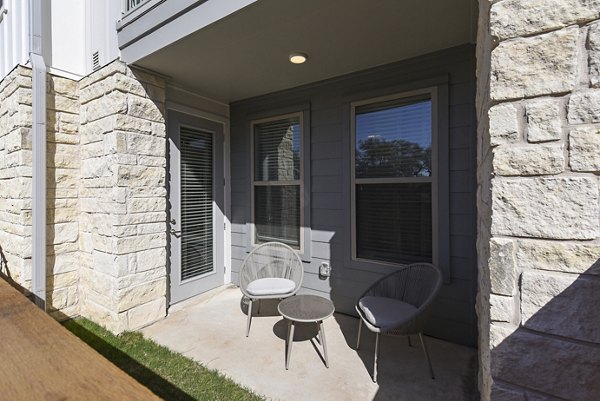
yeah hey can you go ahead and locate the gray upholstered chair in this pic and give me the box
[355,263,443,383]
[239,242,304,337]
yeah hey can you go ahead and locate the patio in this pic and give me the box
[142,286,478,401]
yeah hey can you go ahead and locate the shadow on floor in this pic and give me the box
[64,319,195,401]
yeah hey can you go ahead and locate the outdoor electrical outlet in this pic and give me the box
[319,262,331,277]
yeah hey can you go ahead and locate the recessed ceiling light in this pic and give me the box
[289,52,308,64]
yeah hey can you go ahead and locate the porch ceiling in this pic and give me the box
[134,0,476,103]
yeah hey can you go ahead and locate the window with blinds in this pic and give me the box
[180,127,214,281]
[252,114,302,248]
[353,95,434,265]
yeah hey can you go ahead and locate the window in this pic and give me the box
[252,113,303,249]
[352,91,435,265]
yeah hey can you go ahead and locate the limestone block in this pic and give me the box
[48,75,77,97]
[491,177,599,239]
[517,240,600,276]
[137,155,166,167]
[493,144,564,176]
[569,127,600,171]
[525,98,562,142]
[117,268,166,290]
[113,73,147,98]
[104,131,127,155]
[522,271,600,343]
[137,222,166,236]
[117,278,166,312]
[127,297,166,330]
[128,187,167,198]
[114,232,166,255]
[47,270,79,290]
[568,90,600,124]
[116,154,137,165]
[48,222,78,245]
[47,143,80,169]
[490,28,579,100]
[491,328,600,400]
[126,132,165,156]
[47,207,79,224]
[92,233,113,254]
[127,197,166,214]
[92,251,129,277]
[489,238,516,296]
[489,103,520,146]
[82,91,128,123]
[490,0,600,40]
[114,114,152,134]
[81,140,105,160]
[81,298,126,334]
[490,294,513,322]
[590,23,600,87]
[116,165,165,187]
[132,247,167,272]
[112,211,166,226]
[47,252,80,274]
[79,60,128,89]
[49,94,78,114]
[79,116,115,144]
[127,96,165,123]
[113,225,138,238]
[80,156,115,179]
[48,241,78,256]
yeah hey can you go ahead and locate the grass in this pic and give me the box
[63,318,264,401]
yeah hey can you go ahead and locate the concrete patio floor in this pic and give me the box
[142,286,478,401]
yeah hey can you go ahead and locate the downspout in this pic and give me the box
[29,0,46,309]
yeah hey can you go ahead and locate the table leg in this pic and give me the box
[319,320,329,368]
[286,320,295,370]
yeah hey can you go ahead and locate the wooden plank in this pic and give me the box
[0,279,162,401]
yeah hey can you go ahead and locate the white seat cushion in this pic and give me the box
[246,278,296,296]
[358,296,418,331]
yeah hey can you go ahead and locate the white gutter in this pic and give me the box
[29,0,46,309]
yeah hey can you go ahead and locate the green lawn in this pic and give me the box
[64,318,264,401]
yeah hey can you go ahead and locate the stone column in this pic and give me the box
[78,61,168,333]
[477,1,600,400]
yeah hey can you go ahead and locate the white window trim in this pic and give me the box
[250,111,305,253]
[350,87,439,268]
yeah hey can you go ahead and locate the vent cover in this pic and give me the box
[92,51,100,71]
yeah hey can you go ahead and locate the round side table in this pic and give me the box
[277,294,335,370]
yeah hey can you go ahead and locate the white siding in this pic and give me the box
[0,0,30,80]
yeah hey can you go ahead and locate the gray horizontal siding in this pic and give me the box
[229,44,477,347]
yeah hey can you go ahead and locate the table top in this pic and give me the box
[0,277,162,401]
[278,294,335,323]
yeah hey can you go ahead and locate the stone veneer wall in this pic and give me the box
[0,60,167,332]
[0,66,33,288]
[477,1,600,400]
[78,61,168,333]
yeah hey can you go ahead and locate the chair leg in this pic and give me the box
[246,299,253,337]
[257,299,262,315]
[419,333,435,379]
[373,332,381,383]
[356,318,363,350]
[407,335,412,347]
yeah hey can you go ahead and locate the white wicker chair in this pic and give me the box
[355,263,443,383]
[239,242,304,337]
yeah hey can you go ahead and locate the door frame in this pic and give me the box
[166,105,231,305]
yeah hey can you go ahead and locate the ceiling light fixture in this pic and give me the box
[289,52,308,64]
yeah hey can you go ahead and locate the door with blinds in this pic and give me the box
[168,111,224,304]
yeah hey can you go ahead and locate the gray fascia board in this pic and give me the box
[119,0,256,63]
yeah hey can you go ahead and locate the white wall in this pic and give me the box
[0,0,122,81]
[49,0,86,77]
[0,0,30,80]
